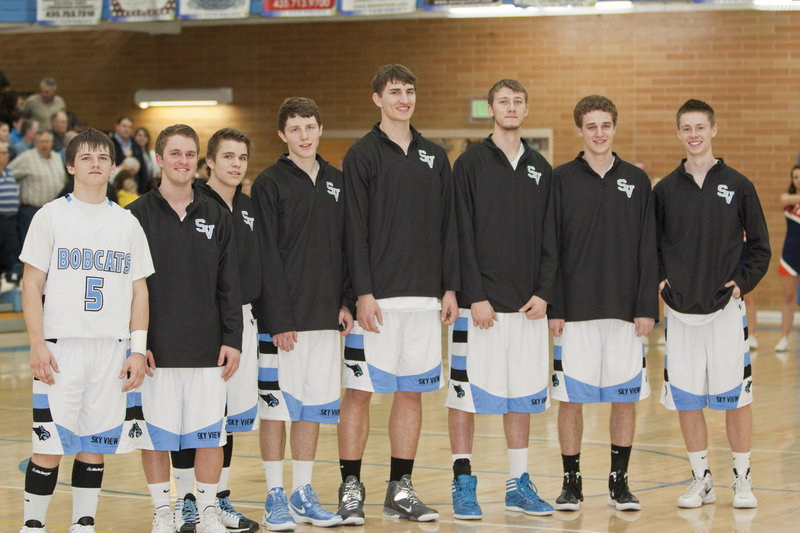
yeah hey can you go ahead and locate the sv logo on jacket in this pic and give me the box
[717,184,735,205]
[195,218,215,239]
[418,149,435,169]
[527,165,541,184]
[617,178,635,198]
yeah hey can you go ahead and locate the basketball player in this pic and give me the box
[169,128,260,533]
[252,97,352,531]
[446,79,555,520]
[656,99,770,509]
[549,95,658,512]
[338,64,459,524]
[127,124,243,533]
[19,128,154,533]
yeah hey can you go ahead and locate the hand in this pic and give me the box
[218,345,241,381]
[548,318,565,337]
[725,280,741,299]
[273,331,298,352]
[120,353,146,391]
[634,317,655,337]
[30,341,59,385]
[471,300,497,329]
[145,349,156,377]
[659,279,670,293]
[356,294,382,333]
[519,295,547,320]
[441,290,458,325]
[339,307,354,337]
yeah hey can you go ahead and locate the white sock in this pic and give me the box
[292,460,314,492]
[452,454,472,462]
[263,460,284,491]
[172,467,195,499]
[72,486,101,523]
[688,450,710,478]
[196,481,217,512]
[23,492,52,525]
[733,451,751,476]
[147,482,171,509]
[218,467,230,494]
[507,448,528,479]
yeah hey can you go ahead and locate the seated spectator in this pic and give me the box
[113,170,139,207]
[13,119,38,156]
[20,77,66,132]
[9,110,26,146]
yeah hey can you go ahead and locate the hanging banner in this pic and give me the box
[339,0,415,15]
[262,0,336,17]
[36,0,104,25]
[107,0,176,22]
[421,0,499,8]
[178,0,250,19]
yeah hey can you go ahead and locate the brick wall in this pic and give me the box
[2,10,798,310]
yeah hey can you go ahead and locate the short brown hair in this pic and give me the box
[573,95,618,127]
[155,124,199,157]
[207,128,252,160]
[65,128,116,167]
[488,79,528,105]
[676,99,715,127]
[277,98,321,133]
[372,64,417,96]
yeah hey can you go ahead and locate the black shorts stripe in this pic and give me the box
[642,356,647,369]
[344,346,366,362]
[32,408,53,423]
[553,359,563,372]
[450,368,468,382]
[125,405,143,421]
[743,326,749,341]
[452,329,468,344]
[259,341,278,355]
[743,364,752,379]
[258,380,280,391]
[663,368,670,383]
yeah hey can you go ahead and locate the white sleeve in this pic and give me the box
[19,203,55,273]
[129,215,155,281]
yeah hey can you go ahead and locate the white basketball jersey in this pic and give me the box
[20,195,155,339]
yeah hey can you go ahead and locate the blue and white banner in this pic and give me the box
[36,0,103,25]
[107,0,176,22]
[340,0,415,16]
[178,0,249,19]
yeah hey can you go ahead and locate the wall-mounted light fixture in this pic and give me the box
[134,88,233,109]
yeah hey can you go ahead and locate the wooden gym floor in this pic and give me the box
[0,326,798,533]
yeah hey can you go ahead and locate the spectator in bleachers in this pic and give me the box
[9,111,26,146]
[0,89,21,128]
[13,119,39,157]
[0,121,15,161]
[0,142,20,289]
[20,77,66,132]
[134,126,158,182]
[50,110,68,152]
[111,116,148,193]
[8,130,65,246]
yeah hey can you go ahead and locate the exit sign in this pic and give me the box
[470,98,491,121]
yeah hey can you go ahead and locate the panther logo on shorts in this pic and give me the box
[128,423,142,439]
[261,393,280,407]
[33,425,51,441]
[345,362,363,377]
[551,374,559,387]
[453,384,465,398]
[744,380,752,393]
